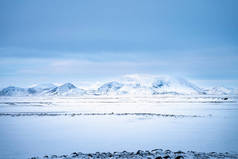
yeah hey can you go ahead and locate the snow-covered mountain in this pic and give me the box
[0,75,237,96]
[0,86,28,96]
[97,81,124,95]
[27,83,57,95]
[0,83,85,96]
[203,86,238,95]
[151,77,206,95]
[95,75,206,95]
[46,83,86,96]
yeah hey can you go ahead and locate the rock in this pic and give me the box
[163,155,171,159]
[108,153,113,157]
[31,149,238,159]
[164,150,172,154]
[71,152,78,157]
[136,150,144,156]
[145,150,151,155]
[51,155,57,158]
[59,155,67,158]
[174,151,185,154]
[88,154,93,157]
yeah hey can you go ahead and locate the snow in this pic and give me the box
[204,86,238,95]
[97,81,124,95]
[0,75,237,96]
[45,83,86,96]
[0,75,238,158]
[0,86,28,96]
[0,96,238,159]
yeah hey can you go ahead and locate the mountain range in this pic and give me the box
[0,75,237,96]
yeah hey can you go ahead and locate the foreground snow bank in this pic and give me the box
[30,149,238,159]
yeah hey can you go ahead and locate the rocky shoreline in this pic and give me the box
[30,149,238,159]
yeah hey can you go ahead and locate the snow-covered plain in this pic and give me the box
[0,75,238,158]
[0,95,238,159]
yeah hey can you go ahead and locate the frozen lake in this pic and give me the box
[0,96,238,159]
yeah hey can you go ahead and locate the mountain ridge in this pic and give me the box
[0,75,237,96]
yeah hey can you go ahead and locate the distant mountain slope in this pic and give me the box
[46,83,86,96]
[97,81,124,95]
[27,83,57,95]
[95,75,206,95]
[203,86,238,95]
[0,86,28,96]
[151,77,206,95]
[0,75,237,96]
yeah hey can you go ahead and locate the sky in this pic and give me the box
[0,0,238,88]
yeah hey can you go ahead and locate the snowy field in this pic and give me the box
[0,96,238,159]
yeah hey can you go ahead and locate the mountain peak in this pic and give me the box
[97,81,123,94]
[60,83,76,89]
[46,83,77,95]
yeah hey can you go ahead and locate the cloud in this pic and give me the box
[0,46,238,87]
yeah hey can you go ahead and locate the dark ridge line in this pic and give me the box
[0,100,235,106]
[0,112,209,118]
[30,149,238,159]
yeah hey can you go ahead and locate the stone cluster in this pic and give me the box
[30,149,238,159]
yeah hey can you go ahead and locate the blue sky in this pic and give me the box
[0,0,238,88]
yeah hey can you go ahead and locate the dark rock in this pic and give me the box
[88,154,93,157]
[32,149,238,159]
[208,152,217,156]
[145,150,151,155]
[51,155,57,158]
[136,150,144,155]
[175,151,185,154]
[108,153,113,157]
[187,150,195,154]
[164,150,172,154]
[163,155,171,159]
[71,152,78,157]
[59,155,67,158]
[152,149,163,152]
